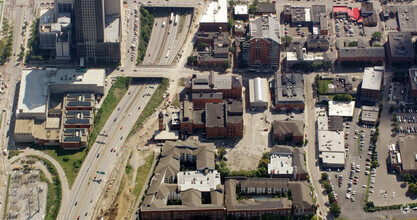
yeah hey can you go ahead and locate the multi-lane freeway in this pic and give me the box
[61,79,161,220]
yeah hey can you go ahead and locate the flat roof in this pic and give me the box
[362,67,383,91]
[328,100,355,117]
[397,6,417,33]
[177,170,221,192]
[249,77,269,104]
[399,135,417,171]
[268,154,294,175]
[15,119,34,134]
[388,32,414,58]
[200,0,228,24]
[318,130,345,153]
[104,16,120,42]
[17,70,48,115]
[250,16,281,44]
[234,4,248,15]
[321,152,345,165]
[317,115,329,130]
[409,68,417,91]
[53,68,105,87]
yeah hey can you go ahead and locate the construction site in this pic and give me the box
[6,168,48,220]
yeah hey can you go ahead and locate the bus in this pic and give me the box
[174,14,178,25]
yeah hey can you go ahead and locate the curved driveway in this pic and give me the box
[8,149,69,217]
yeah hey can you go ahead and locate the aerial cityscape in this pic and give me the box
[0,0,417,219]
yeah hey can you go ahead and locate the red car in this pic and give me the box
[111,148,114,152]
[148,53,151,57]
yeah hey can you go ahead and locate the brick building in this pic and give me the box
[199,0,228,32]
[337,47,385,66]
[361,66,384,103]
[274,73,305,112]
[273,120,304,145]
[387,32,414,67]
[185,72,243,99]
[242,16,281,71]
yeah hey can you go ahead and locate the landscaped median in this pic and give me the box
[33,77,131,187]
[27,156,62,220]
[3,174,10,220]
[129,78,169,136]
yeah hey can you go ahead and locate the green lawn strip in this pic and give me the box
[129,78,169,137]
[317,79,332,94]
[133,154,154,204]
[179,14,186,33]
[365,172,371,202]
[7,150,23,159]
[27,156,61,220]
[3,174,10,220]
[137,7,155,64]
[32,77,131,188]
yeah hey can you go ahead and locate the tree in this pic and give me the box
[371,31,383,41]
[218,147,226,160]
[228,17,234,32]
[330,202,341,217]
[371,160,379,168]
[409,182,417,194]
[222,61,230,70]
[187,56,197,66]
[249,4,257,14]
[328,193,336,204]
[321,173,329,181]
[333,94,353,102]
[196,42,207,51]
[348,41,358,47]
[322,181,332,194]
[281,36,292,47]
[404,173,412,183]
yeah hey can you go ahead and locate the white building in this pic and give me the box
[328,100,355,118]
[177,170,221,192]
[249,77,269,110]
[318,130,345,168]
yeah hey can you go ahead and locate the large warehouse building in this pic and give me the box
[249,77,269,111]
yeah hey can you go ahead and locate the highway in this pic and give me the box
[61,79,161,220]
[143,10,169,65]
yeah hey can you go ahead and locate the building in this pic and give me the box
[205,101,243,138]
[333,6,349,19]
[185,72,243,99]
[328,100,355,118]
[74,0,121,64]
[256,3,276,15]
[337,47,385,66]
[273,121,304,145]
[318,130,345,168]
[361,2,374,16]
[285,45,329,70]
[307,34,330,51]
[268,146,308,180]
[234,4,249,20]
[242,16,281,71]
[14,68,104,149]
[328,116,344,132]
[234,20,247,39]
[140,141,226,220]
[199,0,228,32]
[225,178,315,217]
[179,100,243,139]
[274,73,305,112]
[361,106,379,125]
[392,136,417,175]
[361,66,384,103]
[196,32,230,67]
[249,77,269,111]
[409,68,417,102]
[387,32,414,67]
[397,6,417,35]
[39,9,72,60]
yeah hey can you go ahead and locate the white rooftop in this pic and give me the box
[268,154,294,175]
[318,130,345,153]
[286,52,298,62]
[200,0,228,23]
[317,115,329,131]
[320,152,345,165]
[52,68,105,86]
[234,4,248,15]
[328,100,355,117]
[249,77,269,104]
[177,170,221,192]
[104,17,120,42]
[17,70,48,115]
[362,66,383,91]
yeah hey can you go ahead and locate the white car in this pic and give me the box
[346,193,351,199]
[362,185,367,188]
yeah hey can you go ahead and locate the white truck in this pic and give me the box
[162,21,166,28]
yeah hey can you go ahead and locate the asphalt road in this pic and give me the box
[61,79,160,220]
[143,10,169,65]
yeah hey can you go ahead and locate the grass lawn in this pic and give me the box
[317,79,332,94]
[179,14,187,33]
[0,38,7,57]
[129,78,169,136]
[133,154,154,203]
[178,78,185,86]
[3,174,10,220]
[7,150,23,159]
[32,77,131,188]
[172,94,180,108]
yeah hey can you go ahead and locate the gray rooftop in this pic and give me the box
[205,102,225,127]
[274,73,304,104]
[362,66,384,91]
[250,16,281,44]
[399,135,417,171]
[409,68,417,91]
[388,32,414,58]
[397,6,417,33]
[104,16,120,42]
[338,47,385,58]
